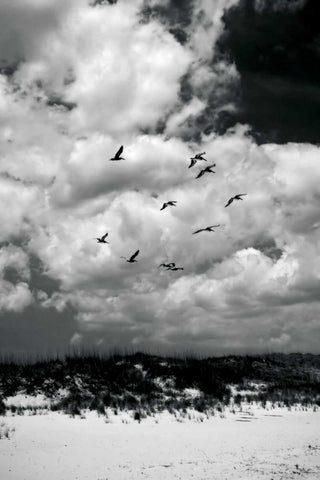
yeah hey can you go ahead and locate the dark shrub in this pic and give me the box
[0,398,6,415]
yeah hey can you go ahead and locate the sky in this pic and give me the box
[0,0,319,357]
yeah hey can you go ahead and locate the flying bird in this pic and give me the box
[195,164,216,179]
[224,194,247,208]
[166,266,184,271]
[110,145,125,161]
[188,158,198,168]
[160,201,177,211]
[193,225,220,234]
[159,262,175,269]
[121,250,140,263]
[96,232,109,243]
[191,152,207,161]
[189,152,207,168]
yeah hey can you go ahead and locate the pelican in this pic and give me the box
[191,152,207,161]
[196,164,216,179]
[121,249,139,263]
[225,194,247,208]
[159,262,175,268]
[193,225,220,234]
[160,201,177,211]
[188,158,197,168]
[96,232,109,243]
[110,145,125,161]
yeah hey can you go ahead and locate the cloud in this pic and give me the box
[65,5,192,136]
[217,0,320,143]
[158,0,241,141]
[70,332,83,346]
[49,134,193,206]
[26,132,320,354]
[0,245,34,312]
[0,0,319,355]
[0,281,33,312]
[0,245,30,280]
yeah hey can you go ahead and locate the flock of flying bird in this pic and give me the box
[96,146,247,270]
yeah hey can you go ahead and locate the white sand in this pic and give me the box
[0,408,319,480]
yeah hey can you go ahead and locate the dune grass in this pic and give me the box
[0,352,319,417]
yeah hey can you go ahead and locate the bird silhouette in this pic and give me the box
[188,158,198,168]
[196,164,216,179]
[96,232,109,243]
[110,145,125,161]
[165,266,184,271]
[189,152,207,168]
[191,152,207,161]
[225,194,247,207]
[121,250,140,263]
[160,201,177,211]
[193,225,220,234]
[159,262,175,268]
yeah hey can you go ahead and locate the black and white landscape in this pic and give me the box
[0,0,319,478]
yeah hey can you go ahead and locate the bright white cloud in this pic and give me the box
[28,131,320,353]
[0,280,33,312]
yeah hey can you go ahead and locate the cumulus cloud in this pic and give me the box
[26,132,320,354]
[0,281,33,313]
[0,245,34,312]
[0,0,319,355]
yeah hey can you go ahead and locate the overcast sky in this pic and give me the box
[0,0,319,357]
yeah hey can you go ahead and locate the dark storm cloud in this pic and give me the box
[216,0,320,143]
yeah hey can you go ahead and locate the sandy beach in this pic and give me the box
[1,407,319,480]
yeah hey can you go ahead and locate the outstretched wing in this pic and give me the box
[208,224,220,229]
[224,198,233,208]
[193,228,204,234]
[189,158,197,168]
[115,145,123,158]
[130,250,139,261]
[196,170,204,179]
[160,203,167,211]
[236,193,247,198]
[101,232,109,240]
